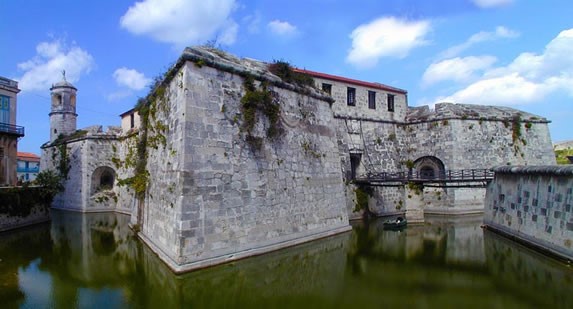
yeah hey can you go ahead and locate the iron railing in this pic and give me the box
[356,169,494,184]
[0,122,25,137]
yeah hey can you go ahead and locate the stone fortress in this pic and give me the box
[41,47,555,272]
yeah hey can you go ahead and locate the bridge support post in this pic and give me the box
[404,184,425,224]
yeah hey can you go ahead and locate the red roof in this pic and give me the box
[293,68,407,94]
[17,152,40,161]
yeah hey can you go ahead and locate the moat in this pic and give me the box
[1,211,572,308]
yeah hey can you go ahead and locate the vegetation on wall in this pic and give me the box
[511,114,527,157]
[406,181,423,196]
[301,139,324,159]
[56,144,71,180]
[240,75,284,150]
[353,185,373,215]
[115,70,173,200]
[268,60,314,87]
[555,148,573,164]
[405,159,415,169]
[52,129,88,145]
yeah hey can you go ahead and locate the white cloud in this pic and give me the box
[267,20,297,37]
[347,17,431,69]
[120,0,238,48]
[17,39,94,91]
[243,12,262,34]
[107,90,133,102]
[433,28,573,106]
[472,0,514,9]
[437,73,546,104]
[440,26,519,59]
[423,56,497,86]
[113,67,151,90]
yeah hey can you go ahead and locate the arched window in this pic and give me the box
[100,170,114,189]
[91,166,116,194]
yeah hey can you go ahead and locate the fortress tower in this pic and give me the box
[49,71,77,142]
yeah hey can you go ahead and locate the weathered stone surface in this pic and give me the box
[40,46,558,271]
[0,204,50,232]
[484,166,573,261]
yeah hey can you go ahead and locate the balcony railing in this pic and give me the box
[17,166,40,173]
[0,122,25,137]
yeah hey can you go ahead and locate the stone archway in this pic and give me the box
[413,156,445,179]
[91,166,116,194]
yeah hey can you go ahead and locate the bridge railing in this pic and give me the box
[359,169,494,183]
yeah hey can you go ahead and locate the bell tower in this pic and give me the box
[49,70,77,142]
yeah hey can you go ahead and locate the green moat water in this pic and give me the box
[1,211,572,308]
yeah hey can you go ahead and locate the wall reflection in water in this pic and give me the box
[0,211,572,308]
[484,230,573,308]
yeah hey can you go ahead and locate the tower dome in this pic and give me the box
[49,71,78,142]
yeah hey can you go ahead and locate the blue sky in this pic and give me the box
[2,0,572,154]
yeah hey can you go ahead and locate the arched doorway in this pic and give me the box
[413,156,445,180]
[91,166,116,194]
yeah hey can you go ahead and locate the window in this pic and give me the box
[322,83,332,95]
[387,94,395,112]
[347,87,356,106]
[130,113,135,128]
[368,91,376,109]
[0,95,10,124]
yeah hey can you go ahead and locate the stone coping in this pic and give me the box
[166,46,335,105]
[407,103,550,123]
[493,165,573,175]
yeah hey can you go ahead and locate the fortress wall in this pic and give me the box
[139,51,350,272]
[138,66,188,262]
[448,119,555,168]
[41,142,84,211]
[484,166,573,261]
[334,119,405,217]
[399,110,556,214]
[111,135,138,215]
[41,136,133,214]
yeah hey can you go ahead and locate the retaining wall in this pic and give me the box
[484,165,573,261]
[0,187,51,232]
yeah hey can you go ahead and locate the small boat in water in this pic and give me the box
[383,216,407,230]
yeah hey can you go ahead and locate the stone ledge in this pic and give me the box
[493,165,573,175]
[0,217,50,233]
[138,225,352,274]
[424,207,484,216]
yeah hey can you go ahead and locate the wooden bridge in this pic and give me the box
[354,169,494,188]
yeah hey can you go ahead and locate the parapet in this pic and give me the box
[163,46,333,103]
[493,165,573,175]
[407,102,550,123]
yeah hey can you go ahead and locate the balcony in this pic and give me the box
[17,166,40,173]
[0,122,25,137]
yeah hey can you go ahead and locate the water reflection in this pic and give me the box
[0,211,571,308]
[484,231,573,308]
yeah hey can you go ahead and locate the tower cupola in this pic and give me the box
[49,71,78,142]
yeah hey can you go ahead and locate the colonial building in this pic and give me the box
[17,152,40,182]
[0,76,24,186]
